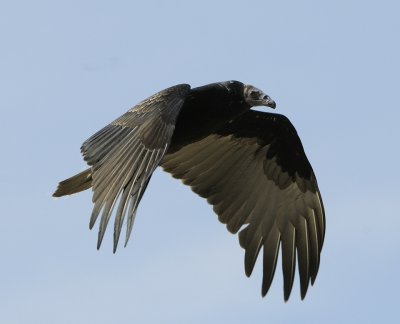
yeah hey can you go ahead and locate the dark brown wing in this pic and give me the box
[81,84,191,251]
[161,110,325,300]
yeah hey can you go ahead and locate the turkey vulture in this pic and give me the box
[53,81,325,300]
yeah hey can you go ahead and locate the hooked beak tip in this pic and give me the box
[264,96,276,109]
[269,100,276,109]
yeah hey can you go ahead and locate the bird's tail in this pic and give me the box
[53,168,92,197]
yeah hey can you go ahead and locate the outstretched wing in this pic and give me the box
[81,84,191,252]
[161,110,325,300]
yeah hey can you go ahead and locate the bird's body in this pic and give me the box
[54,81,325,300]
[167,81,250,150]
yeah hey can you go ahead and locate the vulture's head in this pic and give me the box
[243,84,276,109]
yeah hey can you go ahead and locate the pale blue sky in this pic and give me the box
[1,0,399,323]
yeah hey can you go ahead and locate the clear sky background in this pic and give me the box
[1,0,399,323]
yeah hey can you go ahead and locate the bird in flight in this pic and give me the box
[54,81,325,301]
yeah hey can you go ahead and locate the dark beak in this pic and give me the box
[264,95,276,109]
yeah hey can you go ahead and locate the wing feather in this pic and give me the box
[161,110,325,300]
[261,227,281,297]
[281,223,296,301]
[296,216,310,299]
[80,84,190,250]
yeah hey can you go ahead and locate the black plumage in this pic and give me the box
[53,81,325,300]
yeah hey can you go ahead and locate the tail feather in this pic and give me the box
[53,168,92,197]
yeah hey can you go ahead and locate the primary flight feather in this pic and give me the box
[53,80,325,300]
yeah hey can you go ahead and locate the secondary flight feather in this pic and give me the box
[53,81,325,300]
